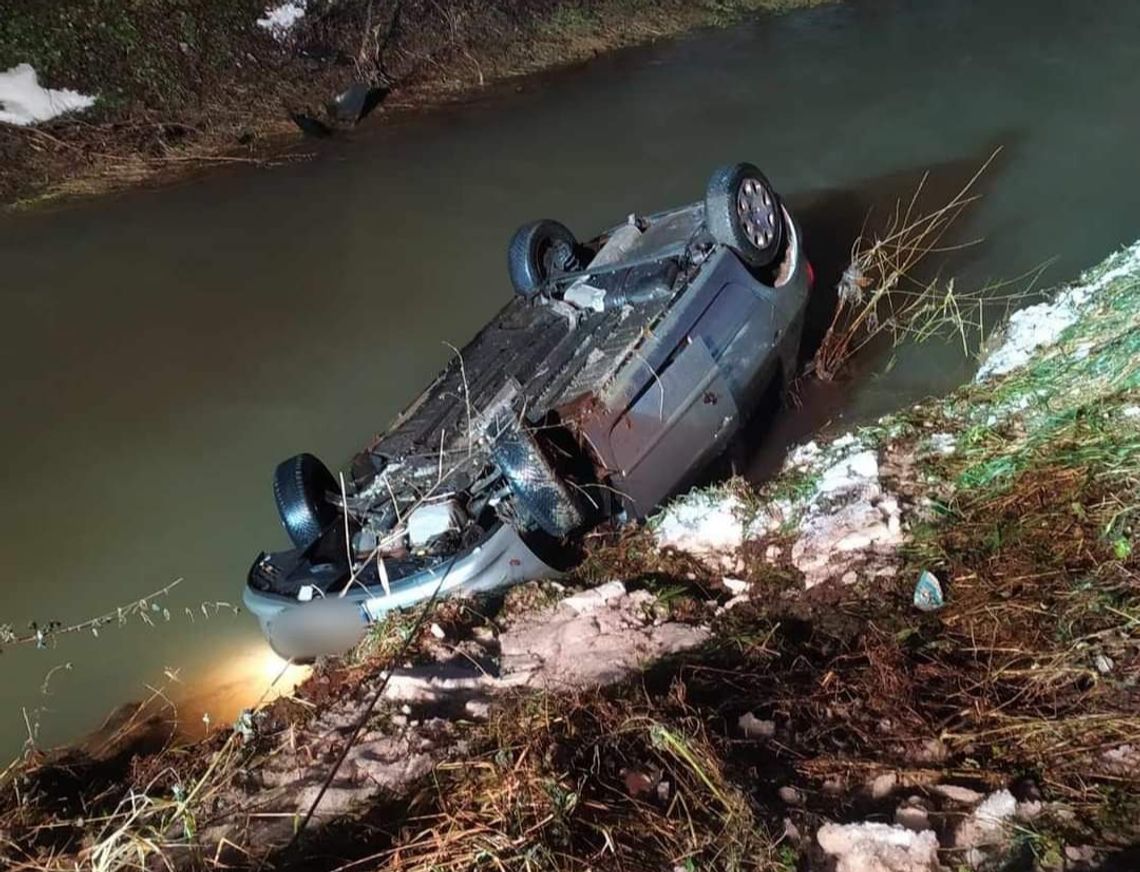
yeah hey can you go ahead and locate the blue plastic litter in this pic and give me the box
[913,570,944,612]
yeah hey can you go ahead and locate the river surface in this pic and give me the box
[1,0,1139,755]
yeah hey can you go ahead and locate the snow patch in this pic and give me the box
[560,580,627,615]
[257,0,307,38]
[929,433,956,456]
[817,450,879,496]
[817,821,940,872]
[788,440,822,467]
[790,446,903,587]
[0,64,96,126]
[952,789,1017,867]
[654,490,746,566]
[977,242,1140,380]
[722,577,749,595]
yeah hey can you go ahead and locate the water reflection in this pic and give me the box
[172,647,311,740]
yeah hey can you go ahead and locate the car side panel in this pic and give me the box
[608,335,738,514]
[602,238,810,516]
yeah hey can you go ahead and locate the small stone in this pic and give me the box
[778,786,802,805]
[1016,800,1043,821]
[464,699,491,720]
[783,817,802,843]
[842,570,858,584]
[429,623,446,640]
[1094,653,1114,674]
[931,784,984,804]
[738,712,776,738]
[622,769,655,797]
[870,772,898,799]
[822,778,845,796]
[895,804,930,832]
[1065,845,1095,863]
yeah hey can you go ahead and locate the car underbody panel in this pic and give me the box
[245,172,812,657]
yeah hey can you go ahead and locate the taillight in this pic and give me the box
[806,259,816,288]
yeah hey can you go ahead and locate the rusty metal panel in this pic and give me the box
[608,336,738,515]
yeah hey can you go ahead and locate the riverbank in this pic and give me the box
[3,242,1138,870]
[0,0,825,209]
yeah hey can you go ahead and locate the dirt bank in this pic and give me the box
[3,242,1139,870]
[0,0,825,209]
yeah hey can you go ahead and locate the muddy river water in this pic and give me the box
[1,0,1139,755]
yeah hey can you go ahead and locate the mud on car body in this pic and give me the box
[244,162,813,659]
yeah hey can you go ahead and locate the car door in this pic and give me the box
[608,332,739,515]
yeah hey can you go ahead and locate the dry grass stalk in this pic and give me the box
[0,578,183,652]
[350,692,775,872]
[812,148,1037,380]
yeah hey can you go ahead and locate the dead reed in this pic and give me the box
[812,149,1046,381]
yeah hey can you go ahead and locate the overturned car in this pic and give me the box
[245,162,812,659]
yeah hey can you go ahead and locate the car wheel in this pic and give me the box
[507,219,581,298]
[273,453,339,550]
[705,162,785,268]
[490,415,585,538]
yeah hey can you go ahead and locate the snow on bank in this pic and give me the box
[817,822,939,872]
[654,436,904,588]
[953,789,1017,868]
[257,1,307,39]
[655,243,1140,589]
[790,442,903,588]
[653,488,748,568]
[816,788,1036,872]
[976,241,1140,380]
[0,64,95,126]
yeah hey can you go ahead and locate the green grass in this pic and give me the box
[538,4,603,36]
[0,0,265,112]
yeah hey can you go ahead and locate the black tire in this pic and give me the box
[490,415,585,538]
[273,453,339,550]
[705,162,785,268]
[507,219,580,298]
